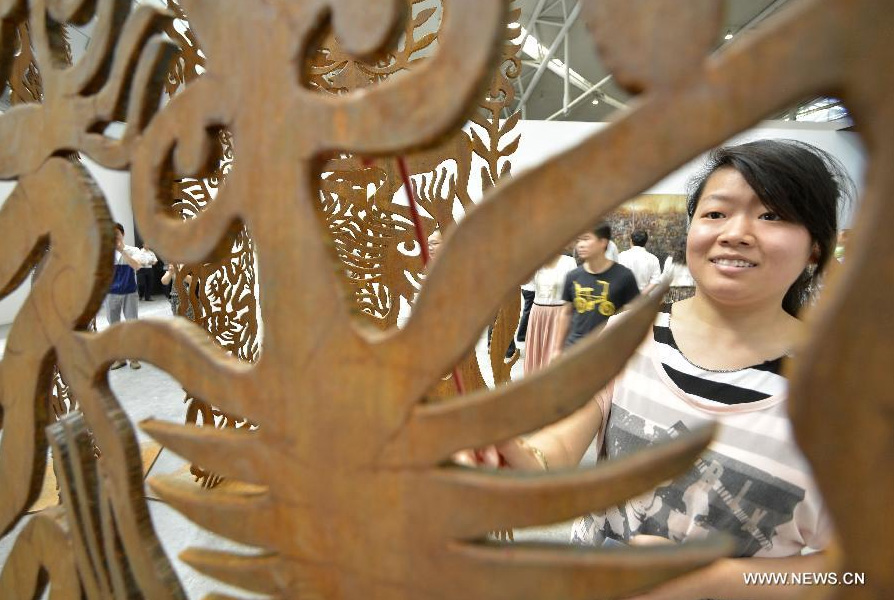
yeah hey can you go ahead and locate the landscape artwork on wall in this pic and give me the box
[606,194,689,265]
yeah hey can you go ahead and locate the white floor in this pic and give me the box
[0,298,578,598]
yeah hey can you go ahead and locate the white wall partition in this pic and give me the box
[0,120,864,327]
[508,119,864,210]
[0,158,133,326]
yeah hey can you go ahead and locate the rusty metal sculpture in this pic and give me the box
[163,3,258,366]
[6,20,66,105]
[0,1,891,600]
[132,1,718,597]
[7,12,88,436]
[158,1,259,488]
[161,0,523,438]
[309,0,526,394]
[0,0,184,597]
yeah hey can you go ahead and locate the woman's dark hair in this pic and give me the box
[114,222,125,235]
[686,139,853,316]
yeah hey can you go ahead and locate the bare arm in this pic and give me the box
[119,248,143,271]
[628,552,829,600]
[642,259,661,295]
[498,383,610,471]
[160,264,174,285]
[115,236,145,270]
[552,302,573,359]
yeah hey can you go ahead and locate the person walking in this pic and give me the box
[618,229,662,294]
[107,222,156,369]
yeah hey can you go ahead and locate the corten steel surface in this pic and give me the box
[0,0,891,599]
[2,14,87,442]
[162,2,258,366]
[0,0,182,597]
[158,0,523,492]
[161,2,260,487]
[309,0,526,394]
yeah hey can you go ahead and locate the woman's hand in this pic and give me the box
[452,446,503,468]
[494,438,550,471]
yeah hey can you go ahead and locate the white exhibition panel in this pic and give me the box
[0,159,132,326]
[0,121,865,326]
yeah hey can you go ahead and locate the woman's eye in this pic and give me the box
[703,211,724,219]
[759,212,781,221]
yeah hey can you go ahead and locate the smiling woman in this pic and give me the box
[686,139,848,317]
[686,167,814,315]
[496,139,854,600]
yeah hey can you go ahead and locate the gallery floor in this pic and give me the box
[0,298,583,598]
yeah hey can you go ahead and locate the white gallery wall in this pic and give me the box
[506,119,865,214]
[0,120,865,327]
[0,159,133,325]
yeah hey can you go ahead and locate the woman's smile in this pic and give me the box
[688,167,813,308]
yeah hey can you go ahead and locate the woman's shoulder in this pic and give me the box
[558,254,578,270]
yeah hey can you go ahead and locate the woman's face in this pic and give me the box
[427,230,442,260]
[687,167,814,310]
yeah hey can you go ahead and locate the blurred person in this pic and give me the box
[605,238,620,262]
[161,263,195,320]
[618,229,662,294]
[514,277,535,358]
[523,251,577,374]
[427,229,442,260]
[663,240,696,303]
[136,246,159,300]
[107,222,156,369]
[834,228,850,262]
[553,223,639,355]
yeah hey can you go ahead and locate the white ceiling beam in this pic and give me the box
[546,74,613,120]
[513,0,629,119]
[516,2,582,112]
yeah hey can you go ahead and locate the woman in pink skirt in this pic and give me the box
[524,253,578,374]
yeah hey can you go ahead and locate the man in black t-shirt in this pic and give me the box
[554,223,639,352]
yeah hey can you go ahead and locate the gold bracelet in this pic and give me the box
[519,439,549,471]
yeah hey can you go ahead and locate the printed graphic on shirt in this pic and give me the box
[578,406,806,556]
[572,280,616,316]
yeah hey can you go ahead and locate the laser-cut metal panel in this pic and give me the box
[310,2,526,394]
[132,1,720,597]
[0,1,185,597]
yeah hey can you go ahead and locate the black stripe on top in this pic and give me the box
[749,357,784,373]
[655,324,784,375]
[662,364,771,404]
[653,324,677,349]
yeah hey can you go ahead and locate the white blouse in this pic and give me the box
[533,255,577,305]
[663,256,695,287]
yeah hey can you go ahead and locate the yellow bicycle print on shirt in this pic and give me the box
[573,280,616,316]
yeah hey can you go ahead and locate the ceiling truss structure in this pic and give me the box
[512,0,627,121]
[1,0,853,128]
[510,0,851,127]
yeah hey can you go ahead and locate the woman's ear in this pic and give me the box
[809,242,821,264]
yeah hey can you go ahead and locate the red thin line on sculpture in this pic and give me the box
[396,156,466,395]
